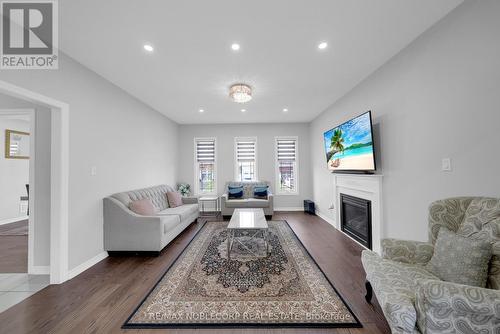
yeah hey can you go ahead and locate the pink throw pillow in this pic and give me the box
[166,191,183,208]
[129,198,156,216]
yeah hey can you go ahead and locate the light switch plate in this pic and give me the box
[91,166,97,176]
[441,158,452,171]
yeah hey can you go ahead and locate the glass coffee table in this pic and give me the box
[227,208,269,259]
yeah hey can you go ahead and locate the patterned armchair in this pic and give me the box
[361,197,500,334]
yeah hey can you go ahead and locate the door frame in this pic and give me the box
[0,80,69,284]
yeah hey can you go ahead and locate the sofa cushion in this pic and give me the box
[225,199,248,208]
[246,198,270,208]
[166,191,183,208]
[426,228,492,287]
[225,181,271,199]
[161,215,181,234]
[228,185,243,199]
[129,198,156,216]
[362,250,439,334]
[157,204,198,222]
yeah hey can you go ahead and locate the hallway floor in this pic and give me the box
[0,274,49,313]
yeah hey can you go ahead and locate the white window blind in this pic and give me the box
[234,138,257,182]
[277,139,296,162]
[236,140,256,162]
[276,137,298,194]
[196,139,215,162]
[195,138,216,194]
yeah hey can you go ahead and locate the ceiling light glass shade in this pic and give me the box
[229,84,252,103]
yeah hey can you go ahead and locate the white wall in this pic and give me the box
[178,123,312,209]
[310,0,500,242]
[0,117,30,221]
[0,54,179,270]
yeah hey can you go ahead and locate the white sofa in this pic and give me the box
[221,181,274,219]
[103,185,198,255]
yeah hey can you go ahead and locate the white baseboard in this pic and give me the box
[274,207,304,211]
[68,251,108,280]
[30,265,50,275]
[0,216,28,226]
[315,210,337,227]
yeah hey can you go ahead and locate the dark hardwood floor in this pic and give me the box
[0,220,28,273]
[0,212,390,334]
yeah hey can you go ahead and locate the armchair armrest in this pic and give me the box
[381,238,434,265]
[416,279,500,334]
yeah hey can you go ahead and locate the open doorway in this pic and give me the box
[0,94,52,312]
[0,110,31,274]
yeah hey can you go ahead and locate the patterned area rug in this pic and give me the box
[124,220,361,328]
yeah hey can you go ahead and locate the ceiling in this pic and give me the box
[59,0,462,124]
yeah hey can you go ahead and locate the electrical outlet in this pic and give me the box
[441,158,452,171]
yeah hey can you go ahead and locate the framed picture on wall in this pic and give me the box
[5,129,30,159]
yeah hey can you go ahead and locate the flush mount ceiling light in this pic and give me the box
[231,43,240,51]
[229,83,252,103]
[283,108,289,112]
[318,41,328,50]
[143,44,154,52]
[198,108,204,113]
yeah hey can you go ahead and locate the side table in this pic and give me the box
[198,196,220,217]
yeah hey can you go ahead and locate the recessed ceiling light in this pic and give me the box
[283,108,288,112]
[241,109,246,112]
[143,44,154,52]
[231,43,240,51]
[318,42,328,50]
[199,109,204,113]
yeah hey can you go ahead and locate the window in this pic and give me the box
[234,137,257,181]
[275,137,298,194]
[194,138,216,194]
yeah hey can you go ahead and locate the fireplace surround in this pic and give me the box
[333,174,383,253]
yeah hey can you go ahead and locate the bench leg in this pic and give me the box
[365,280,373,303]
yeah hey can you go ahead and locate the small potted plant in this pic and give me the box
[177,183,191,197]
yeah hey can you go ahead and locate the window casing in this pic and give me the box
[234,137,257,182]
[194,138,216,195]
[275,137,298,194]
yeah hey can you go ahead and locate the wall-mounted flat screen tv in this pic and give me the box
[323,111,376,172]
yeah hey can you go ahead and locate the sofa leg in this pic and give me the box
[365,280,373,303]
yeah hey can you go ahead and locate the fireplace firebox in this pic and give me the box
[340,193,372,249]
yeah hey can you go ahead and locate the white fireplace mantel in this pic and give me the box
[333,174,383,254]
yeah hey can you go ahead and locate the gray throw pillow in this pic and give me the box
[425,228,492,287]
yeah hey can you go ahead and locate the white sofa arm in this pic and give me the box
[103,197,173,251]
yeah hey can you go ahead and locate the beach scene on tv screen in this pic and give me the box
[324,112,375,171]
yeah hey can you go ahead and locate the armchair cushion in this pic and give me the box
[382,238,434,265]
[425,228,492,288]
[415,279,500,334]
